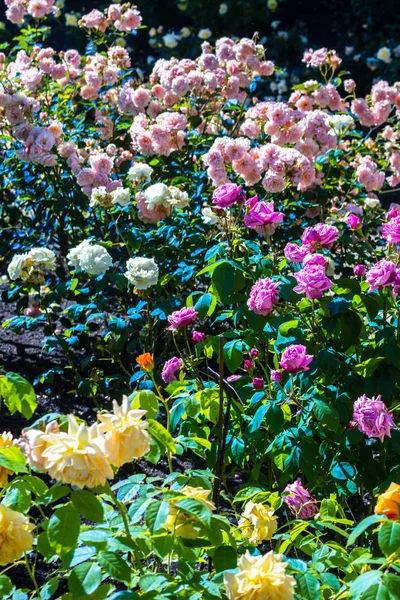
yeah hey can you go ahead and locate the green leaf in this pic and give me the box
[147,419,176,453]
[313,400,339,432]
[378,520,400,556]
[349,571,383,597]
[145,500,170,534]
[175,497,212,527]
[347,515,387,547]
[197,388,220,424]
[224,340,243,372]
[296,573,321,600]
[194,293,215,319]
[213,546,237,572]
[331,461,357,481]
[0,372,37,419]
[108,594,140,600]
[48,504,81,556]
[130,390,159,420]
[40,577,58,600]
[98,551,131,583]
[354,358,385,378]
[0,446,27,473]
[211,261,236,303]
[71,491,104,523]
[0,575,13,596]
[69,562,102,598]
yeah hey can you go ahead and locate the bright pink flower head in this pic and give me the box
[271,370,282,383]
[352,395,396,443]
[252,377,264,390]
[249,348,259,358]
[247,278,280,316]
[167,307,198,330]
[347,214,362,230]
[243,198,284,235]
[293,264,333,300]
[284,243,309,263]
[161,357,183,384]
[212,183,243,208]
[243,360,253,370]
[284,479,319,519]
[192,330,205,343]
[279,344,313,373]
[302,223,339,250]
[303,254,327,267]
[354,264,366,277]
[383,215,400,244]
[365,259,397,292]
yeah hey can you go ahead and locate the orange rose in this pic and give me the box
[375,482,400,519]
[136,353,154,372]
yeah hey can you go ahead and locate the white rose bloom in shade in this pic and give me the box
[8,253,33,281]
[219,3,228,15]
[377,47,392,63]
[124,257,159,289]
[365,197,381,209]
[90,186,109,208]
[180,27,191,38]
[29,248,57,270]
[143,182,171,209]
[198,28,212,40]
[110,187,130,207]
[201,206,218,225]
[67,241,112,276]
[127,162,153,183]
[167,186,190,208]
[163,33,179,48]
[8,248,56,281]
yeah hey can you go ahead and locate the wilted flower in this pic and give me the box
[224,551,296,600]
[98,396,151,467]
[238,502,278,544]
[67,240,112,276]
[124,257,159,289]
[136,353,155,372]
[247,278,280,316]
[0,505,34,566]
[365,259,397,292]
[164,486,215,538]
[41,415,114,488]
[279,345,313,373]
[161,357,183,384]
[167,307,198,330]
[375,483,400,519]
[352,395,396,442]
[271,370,282,383]
[284,479,318,519]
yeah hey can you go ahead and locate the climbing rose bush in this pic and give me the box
[1,2,400,599]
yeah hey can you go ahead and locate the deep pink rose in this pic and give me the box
[252,377,264,390]
[284,243,309,263]
[167,307,198,330]
[365,259,397,292]
[354,264,366,277]
[192,330,205,343]
[302,223,339,250]
[161,357,183,384]
[247,278,280,316]
[284,479,318,519]
[383,215,400,244]
[279,344,313,373]
[293,264,333,300]
[212,183,243,208]
[271,370,282,383]
[347,213,362,230]
[352,395,396,442]
[244,197,284,235]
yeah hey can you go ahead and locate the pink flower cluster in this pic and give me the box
[284,479,319,519]
[15,121,62,166]
[289,82,346,114]
[247,278,280,316]
[60,146,121,198]
[356,157,385,192]
[80,3,142,34]
[5,0,55,24]
[136,192,171,223]
[302,48,342,69]
[351,81,400,128]
[243,197,284,236]
[352,395,396,443]
[129,112,187,157]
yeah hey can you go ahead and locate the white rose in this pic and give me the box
[67,240,91,272]
[167,186,190,208]
[377,47,391,64]
[90,186,108,208]
[67,241,112,276]
[180,27,191,38]
[364,197,380,209]
[111,187,131,207]
[201,206,218,225]
[143,182,171,209]
[326,114,354,133]
[29,248,56,270]
[219,3,228,15]
[163,33,179,49]
[7,253,32,281]
[124,257,159,290]
[198,28,212,40]
[127,162,153,183]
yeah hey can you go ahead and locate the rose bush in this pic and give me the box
[0,3,400,599]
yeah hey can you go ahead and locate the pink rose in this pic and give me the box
[383,215,400,244]
[293,264,333,300]
[167,307,198,330]
[212,183,243,208]
[247,278,280,316]
[243,198,284,235]
[365,259,397,292]
[279,344,313,373]
[161,357,183,384]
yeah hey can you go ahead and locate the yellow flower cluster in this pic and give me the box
[0,504,34,566]
[164,486,216,539]
[19,397,150,489]
[224,551,296,600]
[238,502,278,544]
[0,432,14,488]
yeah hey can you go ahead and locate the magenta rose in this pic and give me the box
[252,377,264,389]
[279,344,314,373]
[302,223,339,250]
[284,243,309,263]
[347,214,362,230]
[383,215,400,244]
[161,357,183,384]
[243,197,284,235]
[365,259,397,292]
[284,479,319,519]
[247,278,280,316]
[192,330,205,343]
[212,183,243,208]
[271,370,282,383]
[352,395,396,442]
[293,264,333,300]
[353,264,366,277]
[167,307,198,330]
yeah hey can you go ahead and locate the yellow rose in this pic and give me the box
[224,551,296,600]
[0,504,34,566]
[0,433,14,487]
[97,396,151,467]
[375,482,400,520]
[164,486,216,539]
[18,421,60,471]
[41,415,113,489]
[238,502,278,544]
